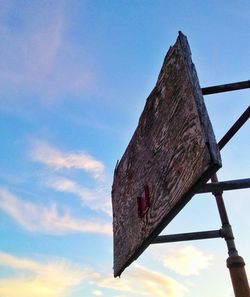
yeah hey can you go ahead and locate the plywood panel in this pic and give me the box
[112,32,221,277]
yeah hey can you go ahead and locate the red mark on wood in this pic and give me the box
[137,185,150,218]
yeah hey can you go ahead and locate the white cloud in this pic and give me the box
[98,275,133,293]
[0,251,97,297]
[0,188,111,235]
[29,141,111,215]
[31,141,105,179]
[48,177,112,216]
[92,290,103,296]
[0,251,188,297]
[160,245,214,276]
[98,263,188,297]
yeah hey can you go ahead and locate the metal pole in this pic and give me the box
[152,230,222,244]
[211,174,250,297]
[197,178,250,194]
[202,80,250,95]
[218,106,250,150]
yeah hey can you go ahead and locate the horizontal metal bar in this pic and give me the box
[197,178,250,194]
[218,106,250,150]
[152,230,222,244]
[202,80,250,95]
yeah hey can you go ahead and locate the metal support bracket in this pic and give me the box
[152,229,223,244]
[217,106,250,150]
[197,178,250,194]
[202,80,250,95]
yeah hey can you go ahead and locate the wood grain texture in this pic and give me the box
[112,32,222,277]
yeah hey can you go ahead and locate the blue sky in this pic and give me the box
[0,1,249,297]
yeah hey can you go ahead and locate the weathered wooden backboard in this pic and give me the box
[112,32,221,277]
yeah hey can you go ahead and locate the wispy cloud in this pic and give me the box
[48,177,111,216]
[0,2,93,103]
[0,251,98,297]
[152,245,214,276]
[31,141,105,180]
[30,140,111,215]
[0,188,111,235]
[92,290,103,296]
[98,263,188,297]
[0,251,188,297]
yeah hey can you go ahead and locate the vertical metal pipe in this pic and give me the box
[211,173,250,297]
[227,256,250,297]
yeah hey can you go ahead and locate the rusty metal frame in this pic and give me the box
[152,81,250,297]
[154,98,250,243]
[197,178,250,194]
[152,229,222,244]
[217,106,250,150]
[201,80,250,95]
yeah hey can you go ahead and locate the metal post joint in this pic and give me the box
[220,224,234,240]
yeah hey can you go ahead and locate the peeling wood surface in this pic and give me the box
[112,32,221,277]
